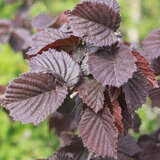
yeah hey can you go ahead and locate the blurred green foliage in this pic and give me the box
[0,0,160,160]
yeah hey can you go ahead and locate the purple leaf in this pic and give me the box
[26,28,71,56]
[151,57,160,76]
[78,107,118,158]
[82,0,120,13]
[9,28,31,52]
[2,72,67,125]
[139,144,160,160]
[118,134,142,156]
[149,80,160,107]
[28,49,81,87]
[49,96,81,136]
[87,45,136,87]
[123,71,149,114]
[142,29,160,60]
[0,19,11,28]
[67,0,121,46]
[78,78,105,113]
[31,14,56,31]
[132,50,158,88]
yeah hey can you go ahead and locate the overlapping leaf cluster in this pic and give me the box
[1,0,160,159]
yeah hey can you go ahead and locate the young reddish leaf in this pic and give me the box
[78,79,105,113]
[28,49,81,87]
[149,80,160,107]
[54,12,69,28]
[67,0,121,46]
[123,71,149,114]
[87,45,136,87]
[118,134,142,156]
[142,29,160,60]
[27,28,80,58]
[31,14,56,31]
[2,72,67,125]
[78,107,118,158]
[105,89,124,135]
[132,50,158,88]
[111,99,124,136]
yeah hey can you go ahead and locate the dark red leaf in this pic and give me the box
[118,153,135,160]
[28,49,81,87]
[27,28,80,58]
[49,96,81,136]
[83,0,120,13]
[142,29,160,60]
[123,71,149,114]
[56,136,88,160]
[133,113,141,133]
[2,72,67,125]
[31,14,56,31]
[111,99,124,136]
[151,57,160,76]
[149,80,160,107]
[9,28,31,52]
[138,135,154,149]
[132,50,158,88]
[139,144,160,160]
[118,134,142,156]
[78,107,118,158]
[67,0,121,46]
[105,89,124,135]
[87,45,136,87]
[54,12,69,28]
[118,92,133,134]
[78,78,105,113]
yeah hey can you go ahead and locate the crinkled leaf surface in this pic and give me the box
[78,107,118,158]
[29,49,81,87]
[142,29,160,60]
[87,45,136,87]
[111,99,124,136]
[123,71,149,113]
[2,72,67,125]
[132,50,158,88]
[68,0,121,46]
[82,0,120,13]
[78,79,105,113]
[27,28,71,56]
